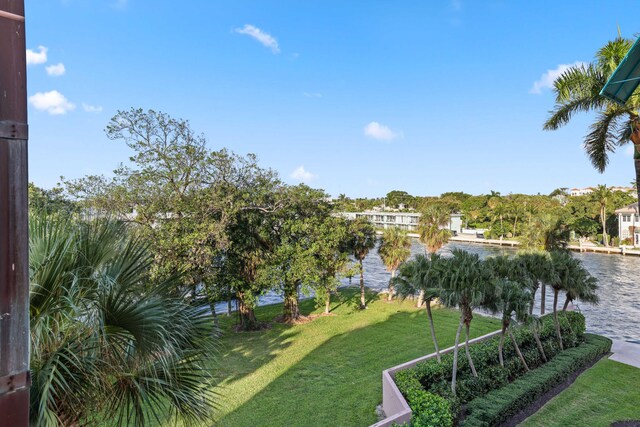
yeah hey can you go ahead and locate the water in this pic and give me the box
[218,239,640,343]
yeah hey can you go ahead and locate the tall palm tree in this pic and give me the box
[378,227,412,301]
[548,250,576,350]
[29,215,217,426]
[544,36,640,204]
[562,259,599,311]
[349,218,377,309]
[394,254,444,362]
[438,250,488,394]
[590,184,613,246]
[417,204,451,306]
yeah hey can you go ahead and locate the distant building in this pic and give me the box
[615,202,640,247]
[340,211,463,234]
[570,186,636,197]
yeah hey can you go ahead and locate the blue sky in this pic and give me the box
[25,0,640,198]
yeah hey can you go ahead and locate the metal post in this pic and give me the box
[0,1,29,426]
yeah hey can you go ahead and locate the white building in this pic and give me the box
[341,211,463,234]
[615,202,640,247]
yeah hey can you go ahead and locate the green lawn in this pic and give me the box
[211,287,501,427]
[520,358,640,427]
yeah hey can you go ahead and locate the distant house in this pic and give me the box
[340,211,463,234]
[570,187,594,197]
[615,202,640,247]
[570,186,636,197]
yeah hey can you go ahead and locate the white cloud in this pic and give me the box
[235,24,280,53]
[29,90,75,115]
[26,46,48,65]
[364,121,401,141]
[82,103,103,113]
[530,61,587,94]
[290,166,316,183]
[45,63,66,76]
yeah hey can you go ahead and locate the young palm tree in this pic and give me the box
[378,227,412,301]
[548,250,575,350]
[590,184,613,246]
[394,254,444,362]
[544,36,640,203]
[438,249,487,394]
[29,215,217,426]
[348,218,377,309]
[562,260,599,311]
[518,251,555,315]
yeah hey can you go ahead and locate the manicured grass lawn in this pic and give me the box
[521,358,640,427]
[211,287,500,427]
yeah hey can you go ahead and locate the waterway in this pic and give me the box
[219,239,640,343]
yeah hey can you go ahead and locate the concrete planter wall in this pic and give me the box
[370,329,502,427]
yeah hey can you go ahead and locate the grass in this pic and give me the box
[520,358,640,427]
[210,287,500,427]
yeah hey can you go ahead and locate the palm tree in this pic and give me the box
[590,184,613,246]
[544,36,640,204]
[394,254,444,362]
[484,277,531,370]
[438,249,487,394]
[417,204,451,306]
[378,227,412,301]
[562,260,599,311]
[349,218,377,309]
[518,251,555,315]
[548,250,575,350]
[29,215,217,426]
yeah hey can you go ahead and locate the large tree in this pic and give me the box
[378,227,412,301]
[544,36,640,204]
[590,184,613,245]
[417,204,451,306]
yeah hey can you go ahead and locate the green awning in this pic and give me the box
[600,37,640,105]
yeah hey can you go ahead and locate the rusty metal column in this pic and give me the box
[0,1,29,426]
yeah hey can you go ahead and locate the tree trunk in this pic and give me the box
[324,291,331,314]
[465,322,478,377]
[540,283,546,315]
[451,316,465,395]
[416,289,424,308]
[237,291,258,330]
[227,283,232,316]
[208,300,221,337]
[498,325,506,367]
[359,260,366,309]
[532,326,548,362]
[562,295,571,311]
[283,282,301,321]
[601,205,608,246]
[513,215,518,237]
[508,327,530,371]
[529,284,538,315]
[553,288,564,350]
[425,298,441,363]
[387,269,395,301]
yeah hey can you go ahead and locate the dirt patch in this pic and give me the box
[498,352,609,427]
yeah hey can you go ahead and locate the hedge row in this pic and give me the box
[394,312,587,426]
[462,333,612,426]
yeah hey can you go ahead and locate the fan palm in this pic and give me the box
[29,215,217,426]
[394,254,443,362]
[378,227,412,301]
[544,36,640,204]
[518,251,555,315]
[417,205,451,307]
[438,250,487,394]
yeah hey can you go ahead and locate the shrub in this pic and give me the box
[395,312,587,424]
[462,334,611,426]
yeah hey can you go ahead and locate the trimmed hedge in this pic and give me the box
[394,312,587,426]
[462,333,612,426]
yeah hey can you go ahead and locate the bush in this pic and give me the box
[395,312,587,424]
[462,334,611,426]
